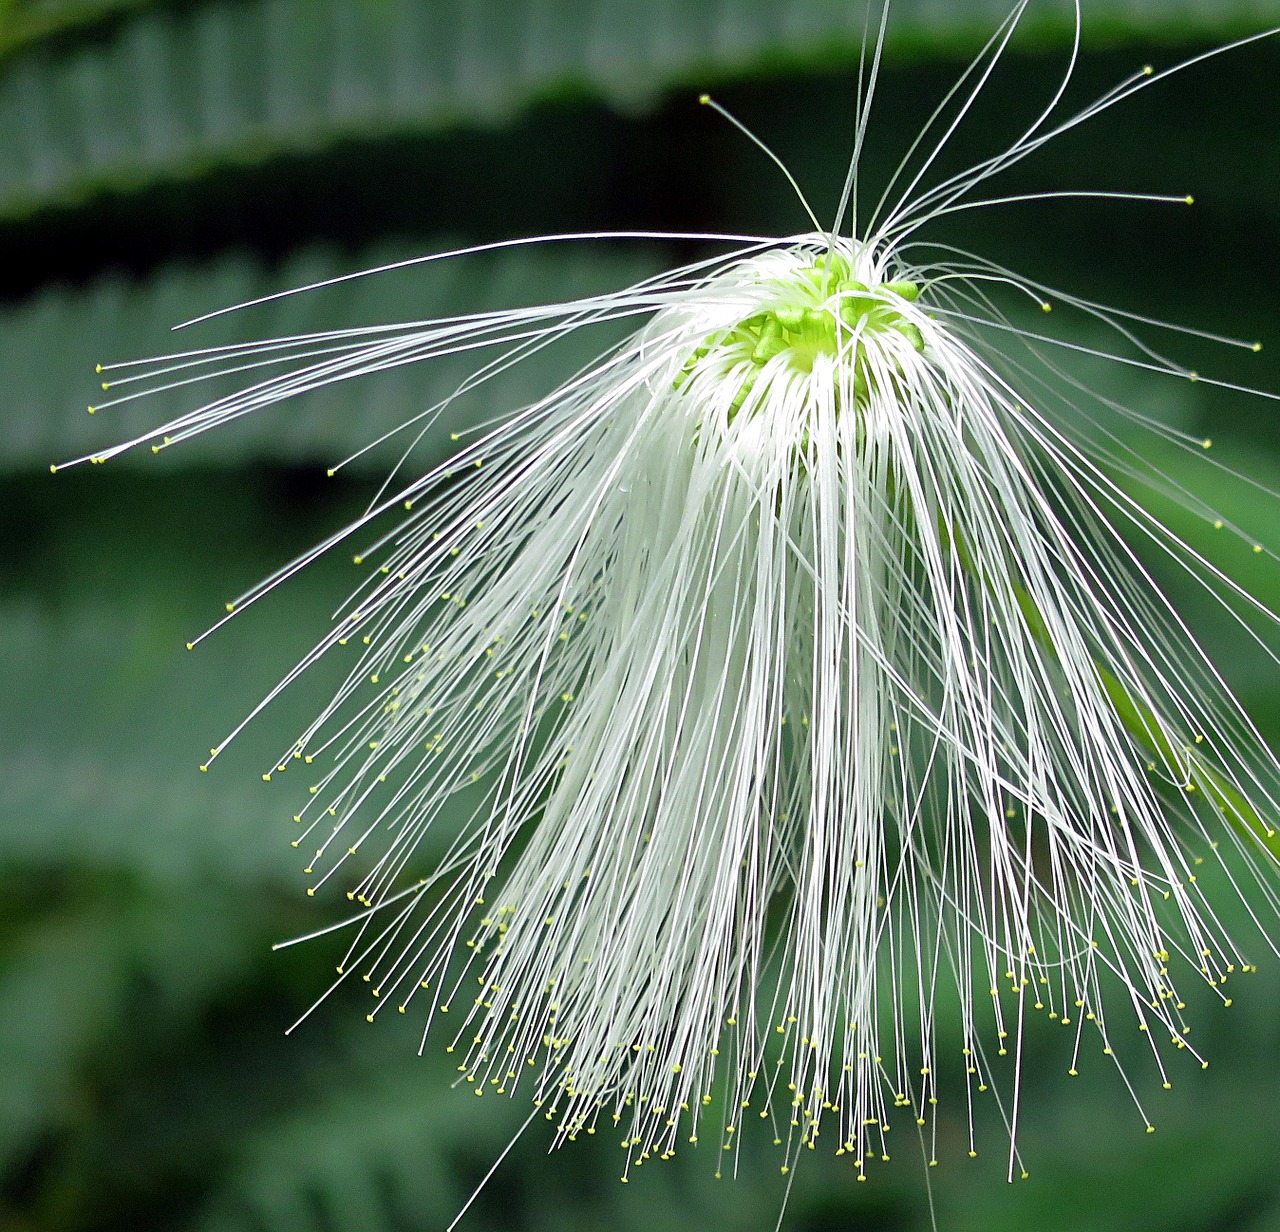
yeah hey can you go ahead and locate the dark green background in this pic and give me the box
[3,2,1280,1229]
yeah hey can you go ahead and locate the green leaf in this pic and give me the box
[0,902,126,1169]
[0,460,378,885]
[1,0,1277,223]
[3,239,661,472]
[0,0,155,60]
[0,593,314,884]
[189,1023,525,1232]
[0,464,497,886]
[0,878,271,1173]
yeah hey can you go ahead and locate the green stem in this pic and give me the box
[951,518,1279,863]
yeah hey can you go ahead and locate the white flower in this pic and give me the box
[63,7,1280,1188]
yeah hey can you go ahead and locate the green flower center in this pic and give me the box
[675,253,925,414]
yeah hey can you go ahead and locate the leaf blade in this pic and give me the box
[2,0,1277,221]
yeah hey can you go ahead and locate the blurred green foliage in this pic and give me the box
[2,1,1280,1230]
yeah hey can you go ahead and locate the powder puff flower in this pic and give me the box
[61,4,1280,1189]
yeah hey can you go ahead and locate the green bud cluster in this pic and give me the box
[675,253,925,414]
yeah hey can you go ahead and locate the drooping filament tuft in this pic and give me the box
[62,16,1280,1183]
[235,237,1278,1178]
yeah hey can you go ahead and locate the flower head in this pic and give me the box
[63,6,1280,1189]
